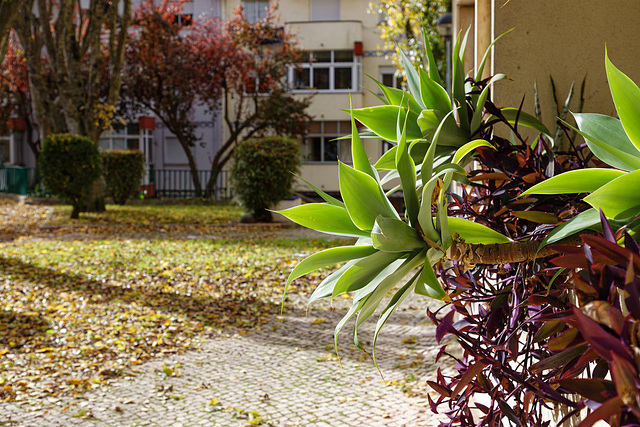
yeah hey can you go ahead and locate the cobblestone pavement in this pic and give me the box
[0,297,447,427]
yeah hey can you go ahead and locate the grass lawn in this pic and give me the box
[0,199,347,402]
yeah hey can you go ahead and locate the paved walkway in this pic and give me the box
[0,296,447,426]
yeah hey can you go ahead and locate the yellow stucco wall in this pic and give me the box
[491,0,640,143]
[221,0,396,193]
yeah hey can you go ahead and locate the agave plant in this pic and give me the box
[522,51,640,246]
[276,30,550,358]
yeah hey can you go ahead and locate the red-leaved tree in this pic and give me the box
[121,0,310,197]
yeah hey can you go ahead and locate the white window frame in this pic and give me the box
[289,50,362,93]
[379,66,403,91]
[302,121,352,164]
[242,0,269,23]
[99,124,153,165]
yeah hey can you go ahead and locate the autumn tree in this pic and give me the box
[120,0,211,195]
[0,36,39,160]
[12,0,132,143]
[198,4,311,196]
[370,0,450,74]
[121,1,310,197]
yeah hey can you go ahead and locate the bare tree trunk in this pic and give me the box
[0,0,20,61]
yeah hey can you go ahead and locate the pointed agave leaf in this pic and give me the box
[396,109,420,225]
[448,217,512,244]
[418,68,451,112]
[294,175,344,207]
[415,263,446,299]
[420,110,456,180]
[349,105,423,142]
[374,146,397,170]
[339,162,399,232]
[520,169,627,196]
[417,110,470,147]
[452,30,469,132]
[349,94,375,178]
[606,51,640,151]
[475,29,513,81]
[277,203,369,238]
[471,74,507,134]
[334,298,366,357]
[572,113,640,171]
[399,48,425,110]
[284,244,378,298]
[356,249,427,328]
[372,215,425,253]
[418,177,442,243]
[540,208,600,249]
[332,250,402,297]
[584,169,640,219]
[371,274,419,366]
[453,139,493,165]
[422,24,442,86]
[308,260,357,305]
[369,76,422,112]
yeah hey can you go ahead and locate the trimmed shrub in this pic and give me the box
[232,136,300,222]
[101,150,145,205]
[39,133,102,218]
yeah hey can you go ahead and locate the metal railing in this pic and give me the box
[0,166,233,200]
[147,168,233,199]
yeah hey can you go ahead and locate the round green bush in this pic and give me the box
[39,133,102,218]
[232,136,300,222]
[101,150,145,205]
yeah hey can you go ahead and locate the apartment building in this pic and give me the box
[4,0,398,197]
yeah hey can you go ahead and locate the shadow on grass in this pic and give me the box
[0,310,50,346]
[0,255,275,330]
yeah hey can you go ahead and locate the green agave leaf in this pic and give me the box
[339,162,399,231]
[422,24,442,86]
[452,30,470,133]
[399,48,425,110]
[349,106,423,142]
[448,217,512,245]
[436,191,452,249]
[332,250,402,298]
[418,68,451,113]
[349,95,375,178]
[308,259,357,305]
[453,139,493,165]
[335,131,384,141]
[584,169,640,219]
[417,109,470,148]
[498,108,552,138]
[334,298,365,358]
[470,74,507,134]
[606,51,640,151]
[369,77,422,112]
[521,169,627,196]
[415,263,446,299]
[396,110,420,225]
[375,146,397,170]
[418,177,442,243]
[372,215,425,253]
[539,208,600,249]
[285,244,378,296]
[572,113,640,171]
[294,174,344,207]
[475,28,513,82]
[371,272,419,368]
[276,203,368,238]
[356,249,427,328]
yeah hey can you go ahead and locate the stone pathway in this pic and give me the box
[0,297,448,426]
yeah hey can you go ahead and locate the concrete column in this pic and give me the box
[474,0,492,79]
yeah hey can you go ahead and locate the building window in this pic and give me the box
[303,121,352,163]
[172,1,193,26]
[310,0,340,21]
[242,0,269,22]
[379,67,403,90]
[0,136,9,164]
[290,50,361,92]
[99,123,153,164]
